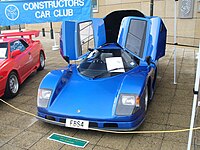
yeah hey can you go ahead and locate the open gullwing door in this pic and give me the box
[117,16,167,62]
[60,18,106,62]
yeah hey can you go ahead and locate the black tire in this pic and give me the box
[37,51,45,71]
[4,71,19,99]
[152,68,157,90]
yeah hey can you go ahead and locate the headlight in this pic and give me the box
[37,89,52,108]
[116,94,140,116]
[121,95,136,106]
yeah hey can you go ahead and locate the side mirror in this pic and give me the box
[145,56,151,66]
[145,56,156,68]
[88,48,94,52]
[11,49,21,58]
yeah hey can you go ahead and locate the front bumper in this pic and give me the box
[37,111,145,131]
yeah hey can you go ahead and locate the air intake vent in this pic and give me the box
[104,123,118,128]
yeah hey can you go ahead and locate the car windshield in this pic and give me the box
[78,48,138,79]
[0,42,8,59]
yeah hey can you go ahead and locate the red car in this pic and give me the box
[0,30,45,98]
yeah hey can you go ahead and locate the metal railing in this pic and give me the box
[187,42,200,150]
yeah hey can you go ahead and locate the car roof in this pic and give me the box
[0,38,25,43]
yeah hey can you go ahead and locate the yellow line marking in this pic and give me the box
[1,98,199,134]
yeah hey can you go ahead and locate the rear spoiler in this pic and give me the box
[0,30,40,40]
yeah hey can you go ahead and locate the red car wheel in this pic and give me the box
[4,71,19,98]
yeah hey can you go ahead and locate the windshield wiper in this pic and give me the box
[93,67,133,79]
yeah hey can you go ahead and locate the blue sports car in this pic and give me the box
[37,10,167,131]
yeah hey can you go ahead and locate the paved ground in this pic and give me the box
[0,32,199,150]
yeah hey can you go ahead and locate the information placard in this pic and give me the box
[48,133,89,148]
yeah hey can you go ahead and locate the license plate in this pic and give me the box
[65,118,89,130]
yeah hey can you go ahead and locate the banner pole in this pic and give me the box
[187,42,200,150]
[174,0,178,84]
[52,31,59,51]
[150,0,154,16]
[19,24,21,32]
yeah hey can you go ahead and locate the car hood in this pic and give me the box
[48,76,123,120]
[47,66,145,121]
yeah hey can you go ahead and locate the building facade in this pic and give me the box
[26,0,200,47]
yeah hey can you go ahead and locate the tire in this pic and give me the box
[152,68,157,90]
[144,86,149,112]
[4,72,19,99]
[37,51,45,71]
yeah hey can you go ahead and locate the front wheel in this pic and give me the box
[144,86,149,112]
[4,72,19,98]
[37,51,45,71]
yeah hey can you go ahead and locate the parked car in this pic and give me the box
[0,30,45,98]
[37,10,167,131]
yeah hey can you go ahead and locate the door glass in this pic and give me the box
[10,40,26,52]
[0,43,8,59]
[79,21,94,56]
[125,19,147,58]
[19,39,29,48]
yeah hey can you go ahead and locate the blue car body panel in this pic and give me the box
[149,17,167,61]
[39,65,148,119]
[38,10,167,131]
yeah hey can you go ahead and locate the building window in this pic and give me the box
[92,0,98,13]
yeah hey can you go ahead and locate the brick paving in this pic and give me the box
[0,32,199,150]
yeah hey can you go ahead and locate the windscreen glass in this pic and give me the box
[125,19,147,58]
[0,42,8,59]
[79,21,94,56]
[78,49,137,79]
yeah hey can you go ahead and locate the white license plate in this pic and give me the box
[65,118,89,130]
